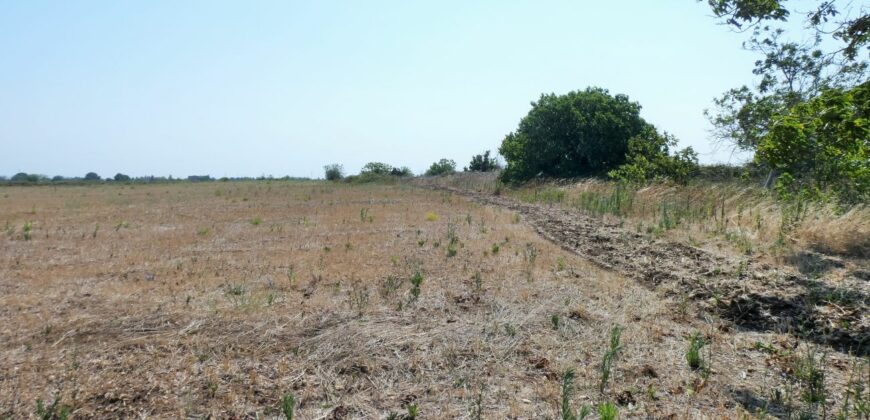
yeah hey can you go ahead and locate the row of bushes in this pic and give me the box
[2,173,312,185]
[322,151,501,182]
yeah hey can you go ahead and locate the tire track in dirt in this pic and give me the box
[435,186,868,356]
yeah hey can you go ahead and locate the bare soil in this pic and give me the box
[1,182,866,419]
[434,185,869,357]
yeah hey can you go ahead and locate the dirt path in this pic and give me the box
[437,186,868,356]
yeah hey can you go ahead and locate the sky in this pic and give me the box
[0,1,762,179]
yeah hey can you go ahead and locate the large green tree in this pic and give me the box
[705,1,868,152]
[757,81,869,203]
[498,88,650,182]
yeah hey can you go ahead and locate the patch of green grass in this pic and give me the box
[250,217,262,226]
[598,402,618,420]
[281,393,295,420]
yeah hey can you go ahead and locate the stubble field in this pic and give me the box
[0,181,865,418]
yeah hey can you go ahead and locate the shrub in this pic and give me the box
[425,159,456,176]
[11,172,42,183]
[465,150,500,172]
[114,173,131,182]
[84,172,101,181]
[323,164,344,181]
[360,162,393,176]
[608,126,699,184]
[390,166,413,177]
[499,87,650,182]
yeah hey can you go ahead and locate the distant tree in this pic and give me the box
[360,162,394,175]
[323,164,344,181]
[390,166,413,177]
[114,173,131,182]
[425,159,456,176]
[499,88,650,182]
[51,175,65,182]
[465,151,500,172]
[11,172,41,183]
[187,175,212,182]
[84,172,101,181]
[11,172,30,182]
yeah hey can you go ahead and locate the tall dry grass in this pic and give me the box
[418,173,870,261]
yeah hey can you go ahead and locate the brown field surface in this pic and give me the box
[1,181,866,418]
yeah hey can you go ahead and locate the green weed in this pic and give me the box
[599,325,624,393]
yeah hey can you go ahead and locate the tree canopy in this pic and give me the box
[704,0,868,203]
[757,81,869,203]
[465,151,500,172]
[705,0,868,60]
[323,164,344,181]
[425,159,456,176]
[498,88,650,182]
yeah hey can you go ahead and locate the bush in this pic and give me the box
[499,87,650,182]
[360,162,394,176]
[345,162,411,183]
[323,164,344,181]
[84,172,101,181]
[114,173,131,182]
[425,159,456,176]
[390,166,413,177]
[607,127,699,184]
[465,150,500,172]
[11,172,41,183]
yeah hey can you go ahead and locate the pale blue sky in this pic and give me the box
[1,1,759,179]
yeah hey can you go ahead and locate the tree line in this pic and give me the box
[424,0,868,205]
[1,173,314,185]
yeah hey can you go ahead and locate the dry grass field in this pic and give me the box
[1,181,867,419]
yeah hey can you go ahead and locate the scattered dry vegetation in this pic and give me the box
[1,180,868,418]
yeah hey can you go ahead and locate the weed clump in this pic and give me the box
[560,368,591,420]
[281,393,295,419]
[409,271,423,303]
[686,331,706,371]
[23,221,32,240]
[599,325,624,393]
